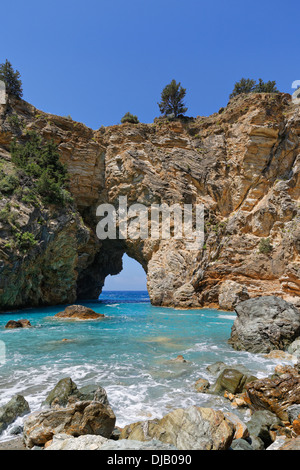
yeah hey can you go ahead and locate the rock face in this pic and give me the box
[0,395,30,434]
[1,92,300,310]
[120,406,235,450]
[218,280,249,311]
[54,305,104,321]
[229,296,300,353]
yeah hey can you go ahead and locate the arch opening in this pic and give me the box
[101,253,147,293]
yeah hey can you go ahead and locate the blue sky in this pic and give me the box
[1,0,299,289]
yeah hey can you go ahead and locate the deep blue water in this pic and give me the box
[0,291,293,440]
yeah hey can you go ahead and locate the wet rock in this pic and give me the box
[229,296,300,353]
[0,395,30,434]
[194,378,210,393]
[5,319,32,329]
[120,406,235,450]
[54,305,104,320]
[212,368,257,396]
[44,377,109,408]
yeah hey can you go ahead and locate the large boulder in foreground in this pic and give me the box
[120,406,235,450]
[23,400,116,448]
[229,296,300,353]
[54,305,104,320]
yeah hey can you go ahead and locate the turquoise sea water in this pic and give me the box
[0,291,295,440]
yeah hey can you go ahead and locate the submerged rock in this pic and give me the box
[229,296,300,353]
[5,319,32,329]
[54,305,104,320]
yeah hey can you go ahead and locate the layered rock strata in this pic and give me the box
[1,92,300,310]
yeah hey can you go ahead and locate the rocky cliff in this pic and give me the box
[0,92,299,311]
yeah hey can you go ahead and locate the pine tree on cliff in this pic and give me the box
[158,79,187,118]
[0,59,23,99]
[230,77,279,99]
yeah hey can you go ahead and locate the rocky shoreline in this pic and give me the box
[1,295,300,451]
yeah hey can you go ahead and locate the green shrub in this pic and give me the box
[0,173,18,194]
[230,78,279,99]
[259,237,273,254]
[10,131,71,206]
[121,112,139,124]
[16,231,37,251]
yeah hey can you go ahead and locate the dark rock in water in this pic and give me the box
[0,395,30,434]
[5,319,32,329]
[229,296,300,353]
[212,368,257,395]
[54,305,104,320]
[44,377,109,408]
[44,377,78,408]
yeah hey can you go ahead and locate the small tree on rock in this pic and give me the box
[121,112,139,124]
[158,79,187,118]
[0,59,23,99]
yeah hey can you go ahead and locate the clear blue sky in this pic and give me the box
[2,0,299,289]
[1,0,299,129]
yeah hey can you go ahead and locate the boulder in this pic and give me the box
[212,368,257,395]
[245,373,300,421]
[120,406,235,450]
[23,401,116,448]
[194,378,210,393]
[0,395,30,434]
[230,438,253,451]
[44,377,109,408]
[218,280,249,311]
[5,319,32,329]
[246,410,285,448]
[229,296,300,353]
[54,305,104,320]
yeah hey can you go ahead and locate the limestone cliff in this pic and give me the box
[0,92,299,311]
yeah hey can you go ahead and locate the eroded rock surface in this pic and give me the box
[1,93,300,310]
